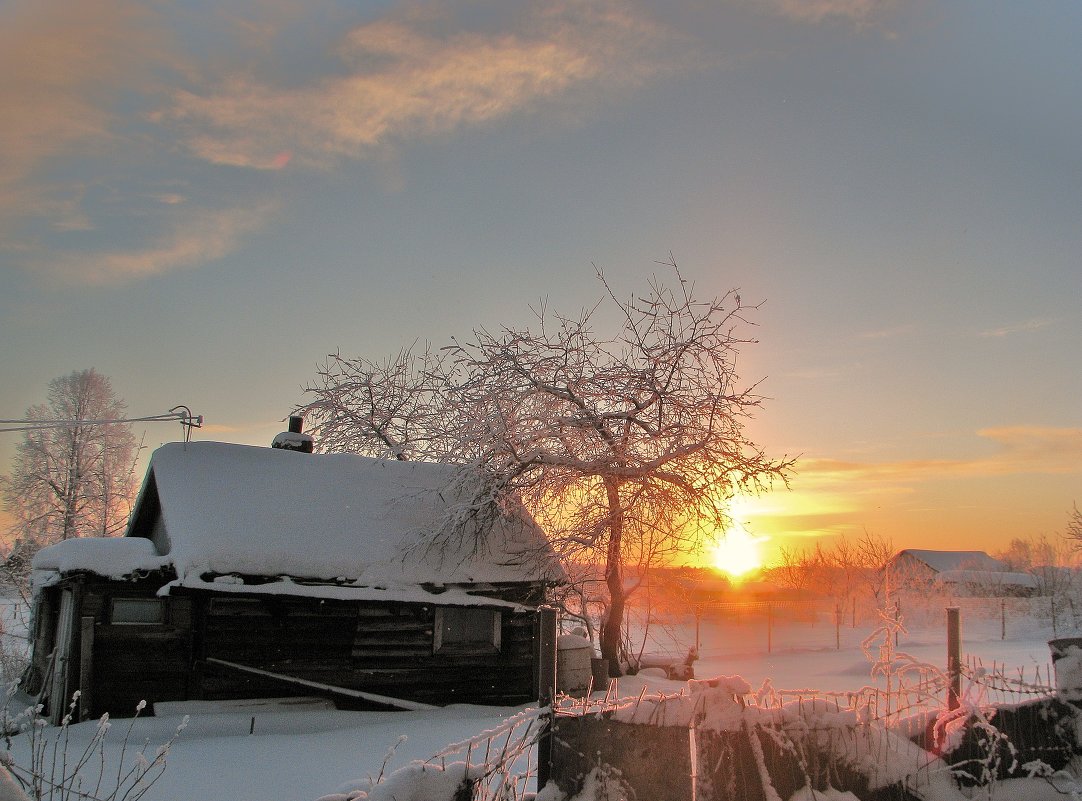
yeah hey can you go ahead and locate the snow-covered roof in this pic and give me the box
[33,537,170,579]
[934,570,1039,589]
[894,549,1007,573]
[36,441,562,587]
[160,576,527,608]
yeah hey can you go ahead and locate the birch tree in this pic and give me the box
[299,261,792,670]
[1,369,140,576]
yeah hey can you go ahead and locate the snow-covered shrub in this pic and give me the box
[0,693,186,801]
[0,596,31,689]
[318,707,545,801]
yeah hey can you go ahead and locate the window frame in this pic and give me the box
[432,607,502,654]
[109,597,166,626]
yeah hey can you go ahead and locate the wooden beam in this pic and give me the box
[78,617,94,721]
[535,606,558,792]
[204,658,436,711]
[947,607,961,711]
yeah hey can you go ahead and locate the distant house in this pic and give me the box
[26,430,564,723]
[887,549,1037,596]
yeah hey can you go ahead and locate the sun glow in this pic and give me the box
[710,527,766,580]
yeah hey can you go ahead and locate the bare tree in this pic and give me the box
[855,530,895,607]
[1067,503,1082,549]
[770,544,816,593]
[770,530,894,626]
[999,533,1078,599]
[300,346,454,461]
[1,370,140,578]
[298,261,793,671]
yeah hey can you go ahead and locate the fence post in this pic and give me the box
[695,606,701,656]
[767,603,773,654]
[947,607,961,711]
[536,606,558,793]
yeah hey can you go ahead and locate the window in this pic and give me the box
[110,598,165,625]
[433,607,501,653]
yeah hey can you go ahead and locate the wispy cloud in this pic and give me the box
[859,324,915,340]
[163,1,685,170]
[750,426,1082,549]
[28,204,275,286]
[757,0,892,25]
[978,318,1056,338]
[0,0,172,236]
[978,426,1082,469]
[3,0,687,284]
[798,426,1082,485]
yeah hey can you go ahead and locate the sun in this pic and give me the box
[710,526,765,581]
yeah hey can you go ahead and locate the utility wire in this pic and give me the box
[0,407,202,436]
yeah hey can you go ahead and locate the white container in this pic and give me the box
[556,633,594,697]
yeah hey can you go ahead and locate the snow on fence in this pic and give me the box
[962,655,1055,706]
[544,674,1082,801]
[336,664,1070,801]
[334,605,1074,800]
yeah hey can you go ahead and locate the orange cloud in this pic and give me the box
[0,0,172,234]
[164,1,684,170]
[797,426,1082,486]
[977,426,1082,469]
[3,1,688,285]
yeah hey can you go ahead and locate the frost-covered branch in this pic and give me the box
[298,260,794,670]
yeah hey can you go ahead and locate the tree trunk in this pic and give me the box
[600,478,625,674]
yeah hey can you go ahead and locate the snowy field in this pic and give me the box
[1,599,1075,801]
[650,600,1065,695]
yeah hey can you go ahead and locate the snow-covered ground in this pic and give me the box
[653,602,1063,695]
[1,602,1076,801]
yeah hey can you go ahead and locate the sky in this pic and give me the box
[1,0,1080,566]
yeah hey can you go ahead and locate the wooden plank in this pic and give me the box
[78,617,94,721]
[352,619,431,633]
[206,599,272,616]
[169,597,193,628]
[205,658,437,711]
[355,607,429,619]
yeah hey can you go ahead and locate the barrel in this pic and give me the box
[556,634,594,697]
[1049,637,1082,701]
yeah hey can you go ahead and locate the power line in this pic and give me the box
[0,406,203,439]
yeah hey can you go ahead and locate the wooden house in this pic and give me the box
[25,435,563,722]
[886,549,1037,596]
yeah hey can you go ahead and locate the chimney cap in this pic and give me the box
[272,415,314,453]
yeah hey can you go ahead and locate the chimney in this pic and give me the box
[271,415,314,453]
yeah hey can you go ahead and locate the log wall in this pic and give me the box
[35,577,545,719]
[194,593,539,707]
[81,584,192,718]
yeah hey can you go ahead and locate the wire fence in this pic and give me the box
[625,594,1079,672]
[415,707,547,801]
[373,654,1064,801]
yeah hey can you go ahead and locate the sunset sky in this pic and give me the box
[2,0,1079,565]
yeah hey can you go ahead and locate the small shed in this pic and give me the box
[26,439,564,722]
[888,549,1006,584]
